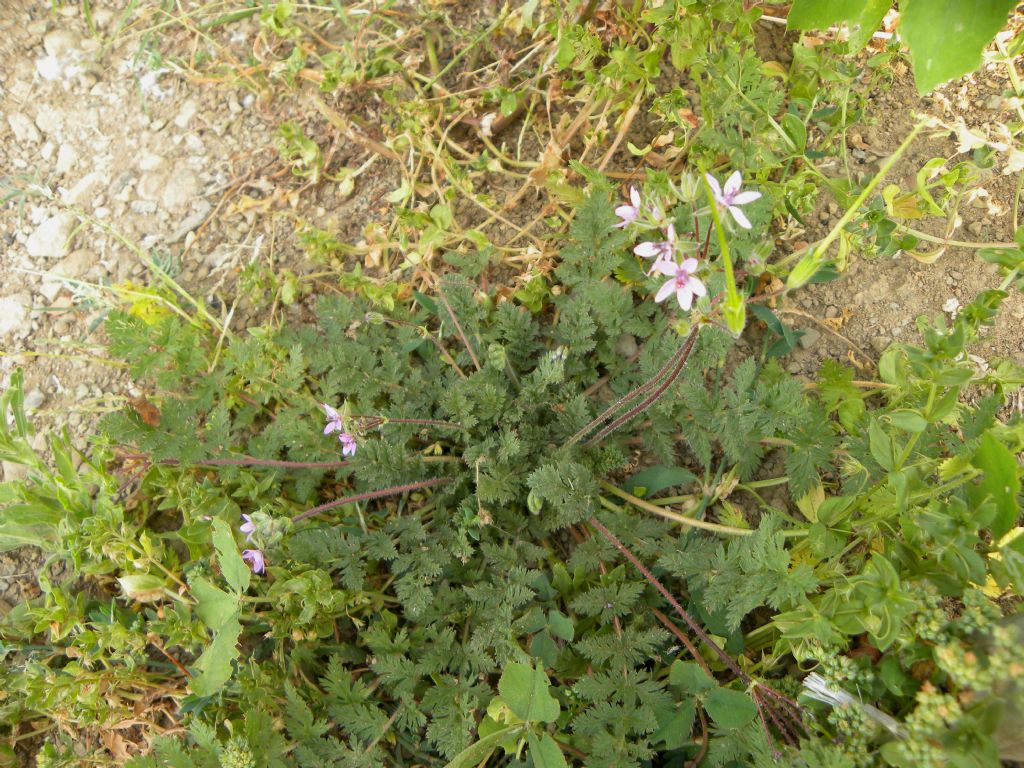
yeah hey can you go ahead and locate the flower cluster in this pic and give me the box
[322,403,358,457]
[616,171,759,313]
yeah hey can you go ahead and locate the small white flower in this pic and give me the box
[706,171,761,230]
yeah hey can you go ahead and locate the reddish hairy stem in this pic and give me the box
[569,330,695,446]
[587,516,806,746]
[583,326,699,446]
[291,477,452,523]
[652,608,711,677]
[587,515,749,682]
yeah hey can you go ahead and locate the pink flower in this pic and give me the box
[706,171,761,230]
[239,514,256,542]
[322,403,345,435]
[654,258,707,311]
[634,222,676,271]
[338,432,357,457]
[242,548,265,574]
[615,187,642,228]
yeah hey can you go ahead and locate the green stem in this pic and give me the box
[787,119,928,288]
[897,226,1018,250]
[600,481,753,536]
[702,174,744,334]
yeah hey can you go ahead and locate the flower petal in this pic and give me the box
[680,257,699,273]
[676,286,694,311]
[731,190,761,205]
[322,403,339,420]
[724,170,743,197]
[664,222,676,242]
[704,172,722,201]
[652,258,679,276]
[654,279,677,304]
[729,205,752,230]
[634,242,661,258]
[629,186,641,207]
[324,422,339,435]
[689,276,707,297]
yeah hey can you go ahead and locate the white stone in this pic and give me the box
[1,461,29,483]
[44,29,82,58]
[7,113,40,145]
[161,165,200,211]
[62,172,105,207]
[0,294,31,339]
[35,108,62,136]
[137,170,165,202]
[136,150,166,172]
[55,143,77,174]
[26,213,76,259]
[174,98,198,128]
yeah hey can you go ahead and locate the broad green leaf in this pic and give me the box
[669,660,715,694]
[788,0,890,50]
[868,419,894,471]
[971,432,1021,539]
[117,573,167,602]
[780,113,807,152]
[442,725,523,768]
[530,630,559,668]
[211,518,250,593]
[902,0,1016,93]
[704,687,758,730]
[652,701,696,750]
[547,610,574,642]
[189,615,241,697]
[527,732,568,768]
[0,503,62,552]
[887,410,928,433]
[625,465,697,497]
[497,662,560,723]
[192,577,241,630]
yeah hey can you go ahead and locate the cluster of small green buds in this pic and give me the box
[219,736,255,768]
[912,588,949,643]
[954,588,1000,634]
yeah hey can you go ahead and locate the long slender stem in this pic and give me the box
[438,290,482,372]
[897,226,1018,250]
[123,454,353,470]
[583,327,700,446]
[291,477,452,523]
[788,119,928,288]
[587,515,750,681]
[600,483,752,536]
[569,339,688,446]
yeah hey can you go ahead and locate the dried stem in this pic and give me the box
[291,477,452,523]
[122,453,352,470]
[437,289,482,372]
